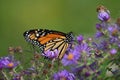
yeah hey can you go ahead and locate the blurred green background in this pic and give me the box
[0,0,120,56]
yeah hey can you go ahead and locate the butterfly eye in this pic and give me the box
[66,32,74,42]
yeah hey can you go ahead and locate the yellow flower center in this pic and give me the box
[7,62,14,67]
[61,77,67,80]
[67,53,74,60]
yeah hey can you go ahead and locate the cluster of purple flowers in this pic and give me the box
[52,5,120,80]
[0,5,120,80]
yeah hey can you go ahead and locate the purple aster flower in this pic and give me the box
[100,21,110,29]
[76,42,92,55]
[0,56,19,69]
[53,70,75,80]
[42,49,59,59]
[109,49,117,55]
[96,23,102,30]
[108,26,118,36]
[92,42,104,51]
[99,40,109,50]
[98,11,110,22]
[95,31,104,38]
[61,48,80,66]
[77,35,84,43]
[108,26,114,32]
[92,40,109,50]
[109,36,118,43]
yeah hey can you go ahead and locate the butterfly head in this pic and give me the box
[66,32,74,43]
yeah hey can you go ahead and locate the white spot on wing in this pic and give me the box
[36,33,39,37]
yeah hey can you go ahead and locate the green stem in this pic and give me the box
[19,63,24,70]
[2,71,9,80]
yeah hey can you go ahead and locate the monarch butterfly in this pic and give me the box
[23,29,73,59]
